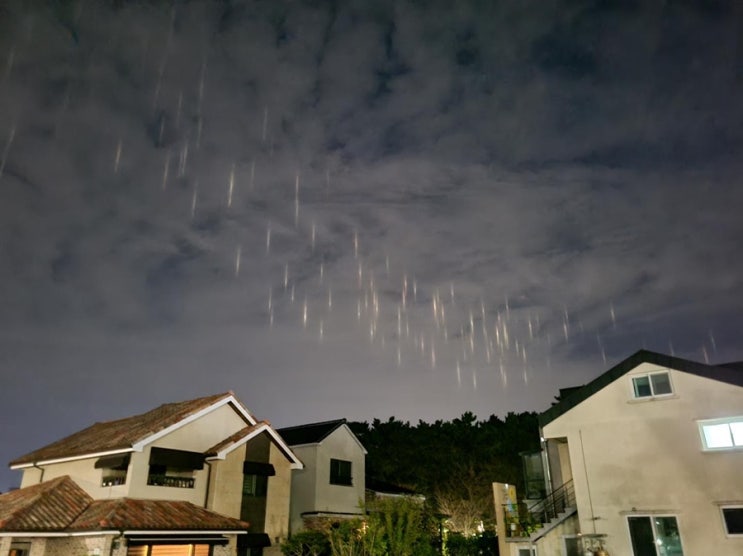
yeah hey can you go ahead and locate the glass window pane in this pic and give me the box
[704,424,733,448]
[723,507,743,535]
[650,373,672,395]
[628,517,656,556]
[654,516,683,555]
[730,421,743,447]
[633,376,652,398]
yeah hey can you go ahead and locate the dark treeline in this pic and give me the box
[348,411,540,532]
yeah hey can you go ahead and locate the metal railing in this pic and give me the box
[147,474,195,488]
[527,479,575,524]
[502,479,575,538]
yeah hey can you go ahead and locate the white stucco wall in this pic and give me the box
[543,362,743,555]
[287,425,365,533]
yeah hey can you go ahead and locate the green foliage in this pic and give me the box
[281,529,331,556]
[445,531,499,556]
[348,411,540,533]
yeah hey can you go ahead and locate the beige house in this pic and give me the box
[277,420,366,534]
[496,350,743,556]
[1,392,303,556]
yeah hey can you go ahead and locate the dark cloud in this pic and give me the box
[1,0,742,490]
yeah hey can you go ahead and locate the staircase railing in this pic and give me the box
[527,479,575,524]
[502,479,576,538]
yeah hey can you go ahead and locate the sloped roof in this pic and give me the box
[205,423,268,457]
[0,476,92,531]
[0,476,250,534]
[540,350,743,427]
[10,392,254,467]
[68,498,250,532]
[277,419,347,446]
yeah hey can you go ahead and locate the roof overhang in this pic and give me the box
[206,422,303,469]
[9,448,135,470]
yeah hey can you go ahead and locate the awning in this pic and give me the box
[94,454,131,469]
[237,533,271,548]
[243,461,275,476]
[127,535,231,546]
[149,447,205,470]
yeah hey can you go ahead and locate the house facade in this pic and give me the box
[1,392,302,556]
[277,420,366,534]
[497,350,743,556]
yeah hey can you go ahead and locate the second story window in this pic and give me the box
[96,454,130,487]
[698,417,743,451]
[631,371,673,399]
[330,458,353,486]
[147,447,204,488]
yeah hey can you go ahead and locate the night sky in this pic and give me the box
[2,0,743,490]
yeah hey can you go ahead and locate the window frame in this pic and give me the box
[720,506,743,537]
[329,458,353,486]
[626,514,684,556]
[698,417,743,451]
[630,371,674,400]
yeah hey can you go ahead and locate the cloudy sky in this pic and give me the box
[1,0,742,490]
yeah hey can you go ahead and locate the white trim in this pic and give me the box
[133,395,256,451]
[698,416,743,451]
[625,514,685,555]
[206,423,303,469]
[123,530,246,535]
[720,505,743,537]
[9,448,135,470]
[628,370,674,400]
[0,530,244,538]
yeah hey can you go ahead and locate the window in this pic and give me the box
[243,473,268,497]
[97,454,130,487]
[9,542,31,556]
[330,458,353,486]
[698,417,743,450]
[721,506,743,536]
[631,371,673,399]
[627,516,684,556]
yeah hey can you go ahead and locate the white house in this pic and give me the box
[277,419,367,534]
[496,350,743,556]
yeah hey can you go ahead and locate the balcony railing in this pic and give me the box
[147,474,195,488]
[101,476,127,487]
[503,479,575,538]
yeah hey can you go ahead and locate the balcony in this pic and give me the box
[147,474,195,488]
[503,479,575,539]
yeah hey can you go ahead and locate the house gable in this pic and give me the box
[540,350,743,429]
[10,392,256,469]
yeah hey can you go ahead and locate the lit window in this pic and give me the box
[722,507,743,536]
[628,515,684,555]
[631,371,673,399]
[699,417,743,451]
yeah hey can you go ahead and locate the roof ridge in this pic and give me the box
[278,418,347,431]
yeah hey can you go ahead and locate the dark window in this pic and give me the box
[628,516,684,556]
[723,507,743,535]
[243,474,268,497]
[628,517,656,556]
[632,372,673,399]
[330,458,352,486]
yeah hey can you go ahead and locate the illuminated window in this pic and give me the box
[698,417,743,451]
[631,371,672,399]
[627,516,683,556]
[721,506,743,536]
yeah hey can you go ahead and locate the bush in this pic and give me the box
[445,531,499,556]
[281,529,331,556]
